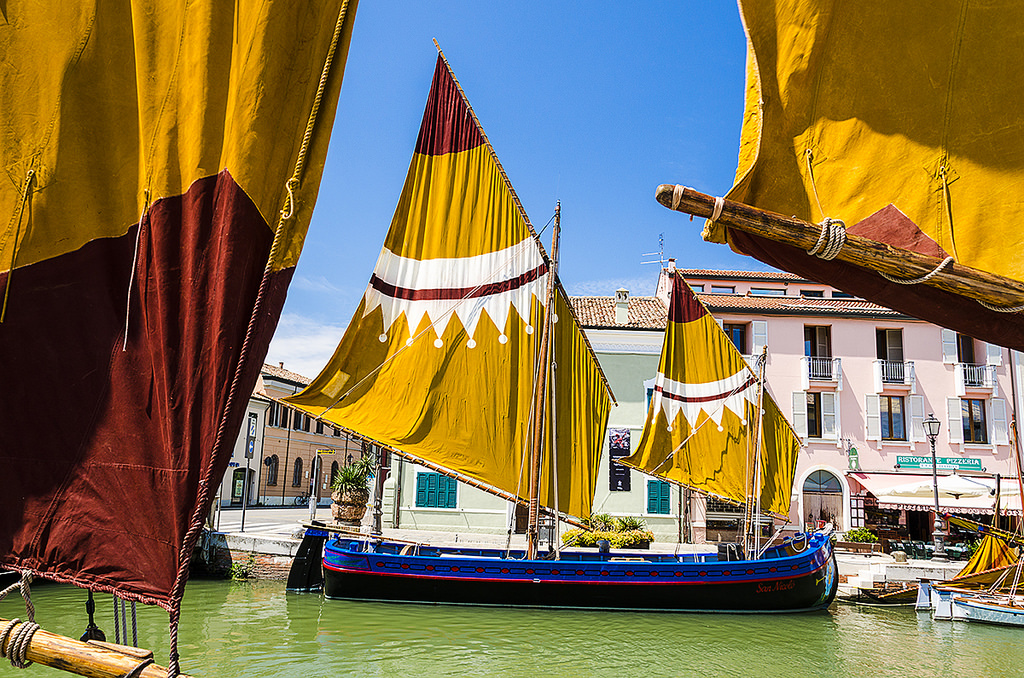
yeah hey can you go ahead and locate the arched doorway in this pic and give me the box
[802,469,843,530]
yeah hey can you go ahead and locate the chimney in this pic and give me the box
[667,257,676,272]
[615,288,629,324]
[279,361,284,369]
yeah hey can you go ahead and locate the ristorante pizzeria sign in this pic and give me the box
[896,456,983,471]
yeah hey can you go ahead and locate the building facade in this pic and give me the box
[218,363,366,507]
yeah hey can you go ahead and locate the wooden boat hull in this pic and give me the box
[950,593,1024,626]
[322,533,837,613]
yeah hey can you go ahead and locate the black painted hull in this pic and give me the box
[323,534,838,613]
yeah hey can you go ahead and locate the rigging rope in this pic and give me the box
[1,169,35,324]
[0,571,38,669]
[878,255,955,285]
[123,190,151,350]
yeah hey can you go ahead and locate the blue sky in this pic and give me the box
[267,2,772,378]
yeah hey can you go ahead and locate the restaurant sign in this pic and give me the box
[896,456,983,471]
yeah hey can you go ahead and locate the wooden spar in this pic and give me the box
[0,620,190,678]
[655,185,1024,310]
[526,202,560,560]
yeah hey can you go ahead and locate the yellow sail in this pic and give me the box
[287,55,610,518]
[622,274,799,516]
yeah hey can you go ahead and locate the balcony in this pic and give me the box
[873,360,916,393]
[955,362,998,396]
[801,356,842,390]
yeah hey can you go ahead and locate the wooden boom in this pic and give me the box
[0,619,191,678]
[655,184,1024,310]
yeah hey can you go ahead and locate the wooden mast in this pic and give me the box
[655,184,1024,309]
[527,202,560,560]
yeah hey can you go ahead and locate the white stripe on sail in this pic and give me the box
[654,368,758,429]
[363,238,548,342]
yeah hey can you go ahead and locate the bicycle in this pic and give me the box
[294,491,311,506]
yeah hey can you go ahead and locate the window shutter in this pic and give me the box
[947,398,963,444]
[647,480,659,514]
[987,342,1003,366]
[715,317,724,330]
[992,398,1009,445]
[941,329,958,363]
[445,476,458,508]
[415,473,428,507]
[872,360,882,394]
[752,321,768,356]
[660,482,671,514]
[908,395,925,442]
[792,392,808,439]
[954,363,966,396]
[821,392,837,439]
[865,395,881,441]
[799,356,810,391]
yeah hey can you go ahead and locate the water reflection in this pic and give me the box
[2,581,1022,677]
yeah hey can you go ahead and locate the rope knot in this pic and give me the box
[806,217,846,261]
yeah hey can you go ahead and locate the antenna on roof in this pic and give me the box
[640,233,667,266]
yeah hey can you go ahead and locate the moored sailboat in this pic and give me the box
[286,50,838,614]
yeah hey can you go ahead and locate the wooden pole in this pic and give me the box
[0,620,190,678]
[526,202,560,560]
[655,185,1024,309]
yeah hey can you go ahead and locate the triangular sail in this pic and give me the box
[622,274,799,516]
[287,55,611,518]
[697,1,1024,350]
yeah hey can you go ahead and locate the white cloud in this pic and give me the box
[566,273,660,297]
[292,275,345,295]
[265,313,347,381]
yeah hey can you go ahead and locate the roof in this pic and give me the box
[569,296,667,329]
[699,293,909,319]
[261,362,312,386]
[677,269,808,283]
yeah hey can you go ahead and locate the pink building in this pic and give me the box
[669,267,1020,545]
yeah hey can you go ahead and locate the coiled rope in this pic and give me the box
[0,571,38,669]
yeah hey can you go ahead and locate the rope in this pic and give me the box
[113,596,121,644]
[123,190,151,350]
[977,298,1024,313]
[0,571,38,669]
[1,169,35,324]
[879,256,955,285]
[805,149,826,220]
[277,0,351,224]
[131,600,138,647]
[806,217,846,260]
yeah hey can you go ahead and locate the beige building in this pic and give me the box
[217,363,366,507]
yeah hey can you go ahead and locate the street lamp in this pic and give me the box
[923,413,948,562]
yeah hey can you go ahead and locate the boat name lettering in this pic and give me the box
[756,579,797,594]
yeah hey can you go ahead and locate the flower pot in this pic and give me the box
[331,488,370,526]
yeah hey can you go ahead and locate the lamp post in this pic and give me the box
[923,413,948,562]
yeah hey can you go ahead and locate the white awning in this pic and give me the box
[848,472,1021,516]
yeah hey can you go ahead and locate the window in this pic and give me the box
[647,479,671,514]
[801,290,824,298]
[957,334,976,364]
[875,329,904,362]
[795,391,836,440]
[880,395,906,441]
[803,470,842,494]
[831,291,854,299]
[415,472,457,508]
[315,420,324,435]
[723,323,747,353]
[750,287,785,296]
[292,457,303,487]
[806,392,823,438]
[804,326,832,357]
[266,455,279,486]
[268,402,287,428]
[330,461,339,486]
[710,285,735,294]
[291,409,303,431]
[962,399,988,443]
[689,283,704,292]
[333,427,342,437]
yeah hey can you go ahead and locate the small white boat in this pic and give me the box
[949,593,1024,627]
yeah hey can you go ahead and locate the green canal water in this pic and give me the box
[2,580,1020,677]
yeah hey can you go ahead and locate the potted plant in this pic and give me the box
[330,455,373,526]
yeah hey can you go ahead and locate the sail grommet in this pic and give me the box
[552,314,558,324]
[378,334,387,343]
[405,338,413,347]
[467,339,476,348]
[666,426,673,432]
[434,338,443,348]
[717,425,724,432]
[525,325,534,334]
[498,334,508,344]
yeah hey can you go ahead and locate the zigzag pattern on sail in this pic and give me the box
[364,238,548,344]
[654,369,757,431]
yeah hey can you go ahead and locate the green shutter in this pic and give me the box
[647,480,659,514]
[426,473,438,507]
[648,480,670,514]
[658,482,671,515]
[415,473,428,507]
[443,476,457,508]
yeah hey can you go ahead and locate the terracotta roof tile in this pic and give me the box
[569,296,667,329]
[698,293,906,317]
[678,269,807,282]
[261,362,312,385]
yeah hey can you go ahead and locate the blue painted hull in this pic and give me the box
[323,533,838,613]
